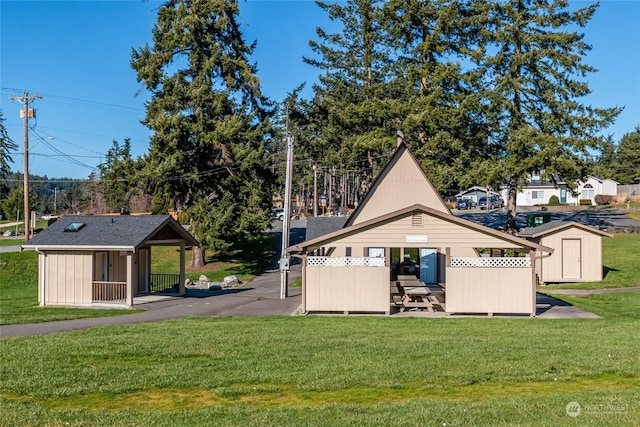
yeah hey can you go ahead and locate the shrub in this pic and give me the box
[548,195,560,206]
[594,194,615,205]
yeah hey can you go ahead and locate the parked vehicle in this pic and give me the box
[478,195,504,210]
[456,198,476,210]
[271,209,285,220]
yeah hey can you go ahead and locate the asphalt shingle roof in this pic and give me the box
[23,215,197,249]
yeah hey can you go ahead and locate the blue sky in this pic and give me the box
[1,0,638,180]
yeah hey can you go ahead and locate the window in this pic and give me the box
[345,247,352,257]
[531,191,544,199]
[581,183,594,200]
[64,222,86,232]
[368,248,384,258]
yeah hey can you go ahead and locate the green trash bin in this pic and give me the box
[527,213,551,227]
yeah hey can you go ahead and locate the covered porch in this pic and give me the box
[300,246,538,316]
[90,243,190,307]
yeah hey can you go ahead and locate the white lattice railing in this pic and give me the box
[450,257,531,268]
[307,256,386,268]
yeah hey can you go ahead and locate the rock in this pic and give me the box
[224,275,240,286]
[198,274,210,282]
[3,230,15,237]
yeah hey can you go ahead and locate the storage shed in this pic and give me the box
[518,221,612,284]
[22,215,199,307]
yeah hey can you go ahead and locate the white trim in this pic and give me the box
[22,245,135,252]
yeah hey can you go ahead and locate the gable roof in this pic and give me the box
[518,220,613,239]
[306,216,349,241]
[22,215,199,251]
[345,141,450,227]
[455,186,502,198]
[289,204,553,254]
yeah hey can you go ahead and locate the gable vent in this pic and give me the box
[412,211,423,227]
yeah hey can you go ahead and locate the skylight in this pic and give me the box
[64,222,86,232]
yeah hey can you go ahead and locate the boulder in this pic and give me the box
[223,275,240,286]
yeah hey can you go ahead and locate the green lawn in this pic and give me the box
[1,294,639,425]
[542,233,640,290]
[1,233,639,424]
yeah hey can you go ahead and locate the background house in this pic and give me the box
[22,215,198,308]
[500,174,618,206]
[454,186,501,204]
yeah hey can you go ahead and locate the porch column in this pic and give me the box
[179,242,186,295]
[301,255,307,313]
[530,249,537,316]
[126,252,134,306]
[39,252,46,306]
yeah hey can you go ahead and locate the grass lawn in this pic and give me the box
[542,233,640,290]
[1,234,639,425]
[1,293,639,425]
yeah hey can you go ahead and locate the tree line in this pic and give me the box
[1,0,639,266]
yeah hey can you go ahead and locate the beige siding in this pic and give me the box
[328,214,523,249]
[539,229,603,283]
[352,151,449,224]
[305,266,389,313]
[42,251,93,306]
[446,266,534,315]
[109,251,128,282]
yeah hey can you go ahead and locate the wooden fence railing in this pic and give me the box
[92,281,127,303]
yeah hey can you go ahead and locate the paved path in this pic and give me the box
[538,286,640,297]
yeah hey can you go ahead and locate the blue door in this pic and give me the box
[560,188,567,204]
[419,248,437,284]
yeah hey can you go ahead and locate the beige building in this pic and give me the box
[519,221,612,284]
[288,142,553,316]
[22,215,198,308]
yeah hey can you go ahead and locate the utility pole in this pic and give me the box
[313,163,318,217]
[10,91,41,241]
[279,133,294,299]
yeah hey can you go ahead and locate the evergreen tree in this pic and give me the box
[382,0,489,192]
[0,110,17,218]
[614,127,640,185]
[97,139,138,212]
[474,0,622,231]
[131,0,275,265]
[304,0,400,200]
[0,110,16,180]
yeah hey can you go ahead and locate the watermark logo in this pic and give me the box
[566,401,581,418]
[566,400,629,417]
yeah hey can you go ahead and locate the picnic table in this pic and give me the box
[392,276,441,313]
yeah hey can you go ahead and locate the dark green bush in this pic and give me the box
[548,195,560,206]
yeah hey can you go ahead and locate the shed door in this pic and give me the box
[419,248,438,284]
[562,239,582,279]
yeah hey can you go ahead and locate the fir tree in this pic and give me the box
[474,0,622,231]
[131,0,275,265]
[614,127,640,185]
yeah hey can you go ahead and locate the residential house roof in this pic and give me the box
[22,214,199,251]
[518,220,613,239]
